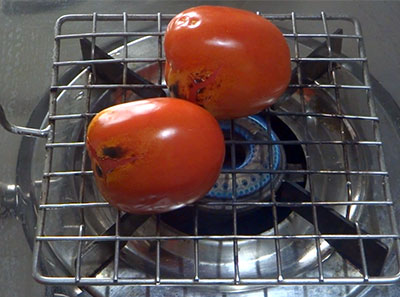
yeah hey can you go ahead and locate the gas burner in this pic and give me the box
[65,36,373,284]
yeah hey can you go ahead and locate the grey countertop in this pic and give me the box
[0,1,399,296]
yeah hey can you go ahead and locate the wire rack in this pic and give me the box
[31,11,400,287]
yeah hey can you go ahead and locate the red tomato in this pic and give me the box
[86,98,225,214]
[164,6,291,119]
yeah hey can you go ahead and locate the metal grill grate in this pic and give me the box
[32,11,400,287]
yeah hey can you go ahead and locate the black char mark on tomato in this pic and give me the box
[188,68,221,105]
[102,146,126,159]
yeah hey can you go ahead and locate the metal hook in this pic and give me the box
[0,104,50,138]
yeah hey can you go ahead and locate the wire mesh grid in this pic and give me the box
[32,11,400,287]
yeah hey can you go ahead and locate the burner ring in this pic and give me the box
[203,116,286,211]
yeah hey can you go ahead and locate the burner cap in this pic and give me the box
[205,116,285,205]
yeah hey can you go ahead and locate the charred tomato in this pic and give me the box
[86,98,225,214]
[164,6,291,119]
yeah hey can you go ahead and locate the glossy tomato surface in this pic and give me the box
[86,98,225,214]
[164,6,291,119]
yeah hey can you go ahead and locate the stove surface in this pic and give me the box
[1,1,400,297]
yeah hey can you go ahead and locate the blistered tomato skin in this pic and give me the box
[164,6,291,119]
[86,98,225,214]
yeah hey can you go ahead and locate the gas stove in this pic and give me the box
[1,6,400,297]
